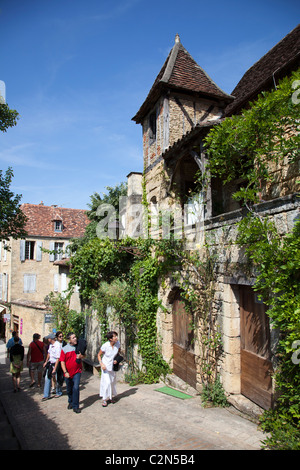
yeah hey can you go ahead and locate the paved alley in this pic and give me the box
[0,340,265,454]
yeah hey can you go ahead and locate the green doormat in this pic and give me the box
[155,386,193,399]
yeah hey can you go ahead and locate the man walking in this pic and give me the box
[60,332,86,414]
[27,333,44,388]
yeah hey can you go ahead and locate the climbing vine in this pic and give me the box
[46,291,86,339]
[202,70,300,448]
[69,235,178,383]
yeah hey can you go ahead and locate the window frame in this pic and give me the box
[54,220,63,232]
[25,241,35,260]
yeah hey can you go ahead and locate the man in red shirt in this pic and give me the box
[27,333,45,388]
[60,332,85,414]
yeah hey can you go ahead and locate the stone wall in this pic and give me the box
[154,194,299,399]
[142,94,224,172]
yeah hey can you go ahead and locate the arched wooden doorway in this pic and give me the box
[172,289,197,388]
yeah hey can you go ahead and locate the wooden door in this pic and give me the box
[172,291,196,388]
[239,285,273,409]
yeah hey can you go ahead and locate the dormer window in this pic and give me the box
[54,220,62,232]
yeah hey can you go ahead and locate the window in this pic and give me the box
[24,274,36,293]
[54,242,64,261]
[25,241,35,260]
[149,111,156,145]
[54,220,62,232]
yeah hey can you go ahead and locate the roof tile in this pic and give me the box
[133,36,233,123]
[225,24,300,115]
[21,204,89,238]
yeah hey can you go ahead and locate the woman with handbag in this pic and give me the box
[98,331,121,407]
[10,335,24,392]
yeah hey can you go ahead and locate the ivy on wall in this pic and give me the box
[202,70,300,449]
[68,236,179,383]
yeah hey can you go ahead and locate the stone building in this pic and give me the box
[128,26,300,414]
[0,203,89,346]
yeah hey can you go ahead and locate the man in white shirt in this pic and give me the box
[42,333,63,400]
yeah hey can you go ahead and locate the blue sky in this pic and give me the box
[0,0,298,210]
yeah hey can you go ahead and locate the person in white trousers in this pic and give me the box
[98,331,120,407]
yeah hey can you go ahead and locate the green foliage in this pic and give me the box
[92,278,137,347]
[131,252,171,382]
[0,167,27,240]
[47,292,86,339]
[204,71,300,448]
[201,375,229,408]
[243,217,300,448]
[204,69,300,204]
[69,235,176,383]
[260,409,300,450]
[85,182,127,241]
[0,103,19,133]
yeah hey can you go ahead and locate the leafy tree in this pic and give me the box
[84,182,127,241]
[0,103,19,133]
[0,167,27,240]
[47,292,86,339]
[204,69,300,206]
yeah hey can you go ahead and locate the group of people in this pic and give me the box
[6,329,122,412]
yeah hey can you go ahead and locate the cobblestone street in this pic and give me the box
[0,340,266,455]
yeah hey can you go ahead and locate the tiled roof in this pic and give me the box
[21,203,89,238]
[225,24,300,116]
[132,35,233,124]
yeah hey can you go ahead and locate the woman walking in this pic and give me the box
[9,335,24,392]
[98,331,120,407]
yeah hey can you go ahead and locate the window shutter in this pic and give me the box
[4,273,8,301]
[36,241,43,261]
[30,274,36,292]
[20,240,25,261]
[63,241,69,258]
[163,97,169,150]
[24,274,36,293]
[0,273,2,300]
[49,241,55,262]
[23,274,28,293]
[61,273,67,297]
[53,274,59,292]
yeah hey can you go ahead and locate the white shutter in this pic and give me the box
[49,241,55,262]
[20,240,25,261]
[36,241,43,261]
[0,273,2,300]
[63,241,69,258]
[24,274,36,293]
[4,273,8,301]
[23,274,28,293]
[61,273,67,297]
[30,274,36,292]
[53,274,59,292]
